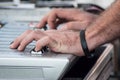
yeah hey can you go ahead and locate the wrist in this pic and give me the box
[85,27,105,52]
[80,30,95,58]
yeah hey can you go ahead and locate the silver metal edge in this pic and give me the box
[84,44,113,80]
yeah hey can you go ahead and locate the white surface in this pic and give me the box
[76,0,115,8]
[13,0,20,5]
[0,22,76,80]
[0,8,50,22]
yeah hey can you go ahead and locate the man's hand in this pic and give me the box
[10,30,84,56]
[37,8,98,30]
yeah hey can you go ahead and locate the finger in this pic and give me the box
[35,36,50,51]
[10,30,32,49]
[60,21,86,31]
[55,19,67,28]
[17,32,35,51]
[48,17,67,29]
[36,14,49,28]
[17,30,47,51]
[47,12,58,29]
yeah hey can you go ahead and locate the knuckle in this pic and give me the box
[20,40,26,45]
[25,30,32,34]
[51,8,57,12]
[50,8,61,14]
[30,31,37,37]
[45,36,50,40]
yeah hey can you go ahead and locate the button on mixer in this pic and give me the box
[30,46,48,55]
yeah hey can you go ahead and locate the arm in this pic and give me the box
[10,1,120,56]
[86,0,120,52]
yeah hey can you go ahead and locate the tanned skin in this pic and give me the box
[10,0,120,56]
[86,0,120,52]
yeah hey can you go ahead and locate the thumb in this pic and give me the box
[35,36,58,52]
[60,21,87,31]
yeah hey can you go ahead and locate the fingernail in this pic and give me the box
[9,44,13,48]
[10,43,14,48]
[18,46,23,51]
[35,48,40,52]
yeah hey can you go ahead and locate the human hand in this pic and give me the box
[37,8,98,30]
[10,29,84,56]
